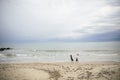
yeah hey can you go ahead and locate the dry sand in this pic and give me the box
[0,62,120,80]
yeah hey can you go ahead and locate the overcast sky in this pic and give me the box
[0,0,120,43]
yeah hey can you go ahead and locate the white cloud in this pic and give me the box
[0,0,120,42]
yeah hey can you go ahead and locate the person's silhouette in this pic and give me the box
[70,55,74,62]
[76,57,78,62]
[76,54,79,62]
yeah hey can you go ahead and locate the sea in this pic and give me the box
[0,42,120,63]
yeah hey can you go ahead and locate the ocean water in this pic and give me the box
[0,42,120,63]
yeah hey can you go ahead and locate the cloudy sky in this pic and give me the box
[0,0,120,43]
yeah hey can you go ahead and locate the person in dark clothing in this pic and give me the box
[76,57,78,62]
[70,55,74,62]
[76,53,79,62]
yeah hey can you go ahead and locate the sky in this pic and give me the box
[0,0,120,43]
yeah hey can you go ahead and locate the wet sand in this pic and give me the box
[0,62,120,80]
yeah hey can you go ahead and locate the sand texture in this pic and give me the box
[0,62,120,80]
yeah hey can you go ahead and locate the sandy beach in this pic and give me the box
[0,62,120,80]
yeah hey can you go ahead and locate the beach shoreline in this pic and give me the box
[0,61,120,64]
[0,61,120,80]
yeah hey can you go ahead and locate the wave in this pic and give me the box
[0,49,120,62]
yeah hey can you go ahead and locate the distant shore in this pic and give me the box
[0,62,120,80]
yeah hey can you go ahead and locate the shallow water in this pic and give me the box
[0,42,120,63]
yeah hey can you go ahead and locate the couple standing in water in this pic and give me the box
[70,54,79,62]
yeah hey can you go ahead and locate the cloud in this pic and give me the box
[0,0,120,42]
[81,29,120,42]
[106,0,120,6]
[52,29,120,42]
[69,0,120,40]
